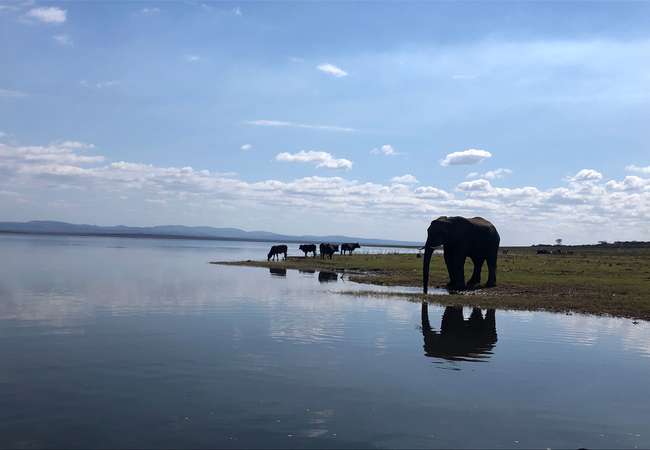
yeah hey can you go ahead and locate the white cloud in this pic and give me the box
[413,186,454,199]
[0,131,5,138]
[568,169,602,183]
[186,55,200,62]
[0,89,26,98]
[371,145,398,156]
[22,7,66,24]
[627,165,650,174]
[456,179,492,191]
[391,174,418,184]
[53,34,73,45]
[245,120,354,132]
[290,57,304,63]
[96,81,119,89]
[452,75,476,79]
[144,199,167,205]
[140,8,162,14]
[467,172,479,178]
[440,149,492,166]
[0,5,20,13]
[316,63,348,78]
[483,168,512,179]
[276,150,352,170]
[232,7,242,16]
[605,176,648,192]
[3,139,650,245]
[240,144,252,151]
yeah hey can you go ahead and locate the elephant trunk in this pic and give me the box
[423,246,434,294]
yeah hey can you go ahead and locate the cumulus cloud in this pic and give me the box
[391,174,418,184]
[186,55,200,62]
[316,63,348,78]
[53,34,73,45]
[232,7,242,16]
[240,144,252,151]
[467,172,479,178]
[22,7,66,24]
[413,186,454,199]
[605,176,648,192]
[483,168,512,179]
[371,145,398,156]
[456,179,492,191]
[275,150,352,170]
[440,149,492,166]
[627,165,650,174]
[568,169,602,183]
[245,120,353,132]
[3,139,650,244]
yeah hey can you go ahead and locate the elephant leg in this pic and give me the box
[451,253,467,290]
[485,253,497,287]
[443,250,454,288]
[467,256,484,287]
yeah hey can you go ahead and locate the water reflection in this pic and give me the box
[269,268,287,277]
[421,304,497,364]
[318,271,338,283]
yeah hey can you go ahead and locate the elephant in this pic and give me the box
[423,216,500,293]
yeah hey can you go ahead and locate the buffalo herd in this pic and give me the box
[267,242,361,261]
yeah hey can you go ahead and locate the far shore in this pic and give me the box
[213,247,650,322]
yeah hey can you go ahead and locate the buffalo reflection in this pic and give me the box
[269,268,287,277]
[421,304,497,363]
[318,271,338,283]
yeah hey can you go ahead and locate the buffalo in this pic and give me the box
[341,242,361,255]
[319,243,339,259]
[268,244,288,261]
[299,244,317,258]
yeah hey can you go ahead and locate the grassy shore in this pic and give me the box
[213,247,650,321]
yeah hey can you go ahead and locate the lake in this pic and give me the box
[0,234,649,449]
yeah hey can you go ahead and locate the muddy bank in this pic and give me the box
[212,250,650,321]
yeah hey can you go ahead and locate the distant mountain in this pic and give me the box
[0,221,422,247]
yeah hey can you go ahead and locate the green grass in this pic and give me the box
[213,247,650,321]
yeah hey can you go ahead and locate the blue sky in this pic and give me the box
[1,1,649,245]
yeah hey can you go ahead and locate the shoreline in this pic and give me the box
[213,249,650,322]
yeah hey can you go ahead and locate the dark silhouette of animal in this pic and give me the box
[341,242,361,255]
[536,249,551,255]
[421,304,497,362]
[502,249,508,255]
[423,216,500,293]
[299,244,317,258]
[318,271,338,283]
[319,243,339,259]
[267,244,288,261]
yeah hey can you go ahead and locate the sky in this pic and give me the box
[1,1,649,245]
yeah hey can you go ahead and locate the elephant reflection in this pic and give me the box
[318,271,338,283]
[421,304,497,363]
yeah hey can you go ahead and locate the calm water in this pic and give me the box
[0,234,649,449]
